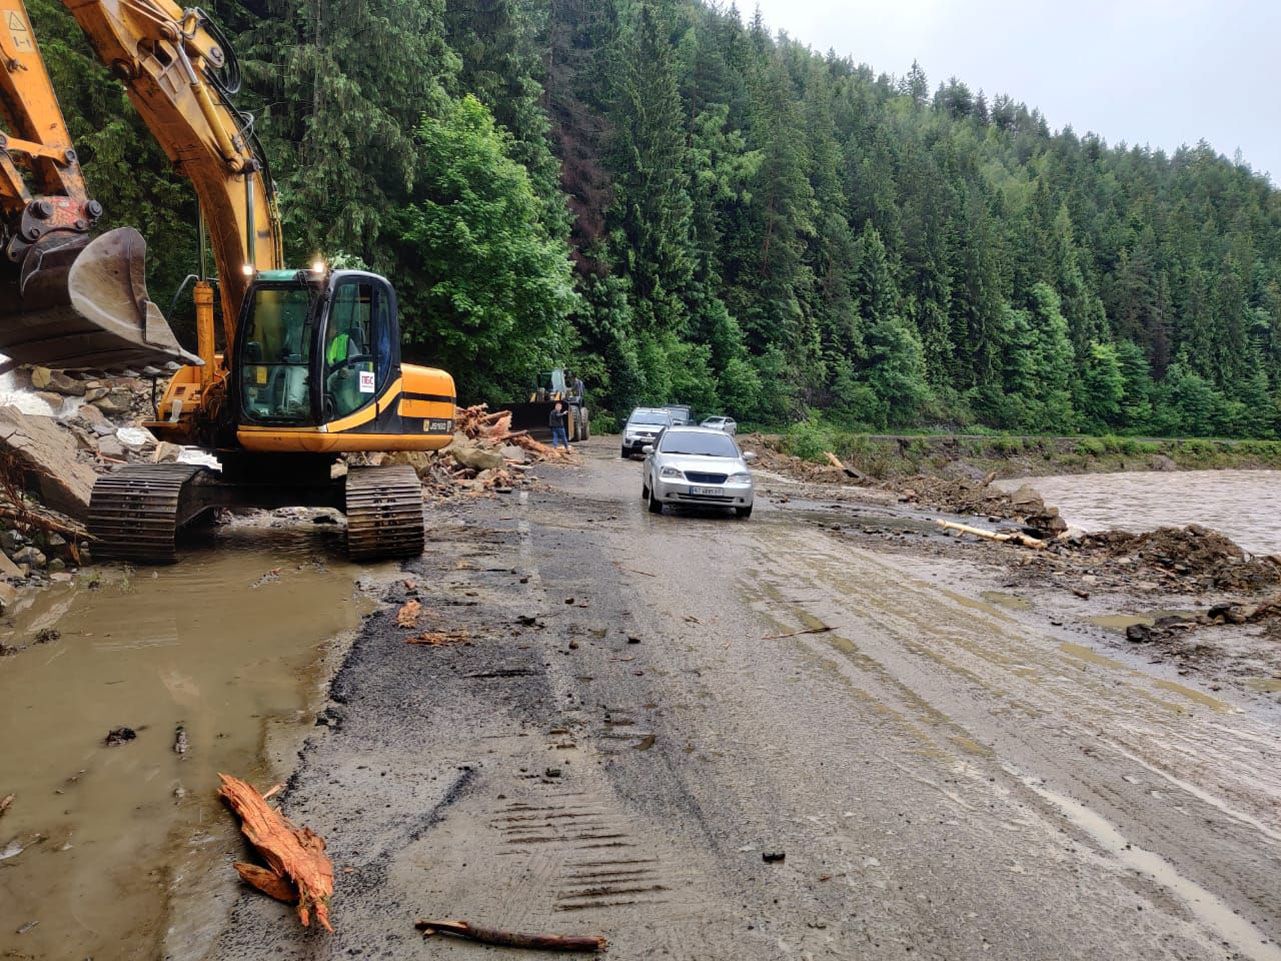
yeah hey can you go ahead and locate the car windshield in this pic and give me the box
[659,432,739,457]
[629,411,670,426]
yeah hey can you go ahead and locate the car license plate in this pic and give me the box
[689,485,720,496]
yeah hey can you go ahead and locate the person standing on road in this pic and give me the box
[549,400,569,450]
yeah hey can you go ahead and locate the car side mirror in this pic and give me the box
[642,444,654,454]
[742,451,757,462]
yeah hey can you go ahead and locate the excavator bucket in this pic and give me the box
[0,226,201,372]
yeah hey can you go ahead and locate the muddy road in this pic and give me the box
[198,440,1281,961]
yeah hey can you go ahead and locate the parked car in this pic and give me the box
[700,415,737,435]
[663,404,692,426]
[641,426,755,518]
[621,407,674,457]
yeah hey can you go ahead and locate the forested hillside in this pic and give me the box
[27,0,1281,436]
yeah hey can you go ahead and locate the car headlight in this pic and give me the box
[659,466,684,479]
[728,472,751,483]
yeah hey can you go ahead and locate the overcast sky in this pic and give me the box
[748,0,1278,183]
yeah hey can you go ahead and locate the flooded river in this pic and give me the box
[0,522,373,961]
[999,469,1281,555]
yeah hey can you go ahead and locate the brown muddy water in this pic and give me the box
[998,469,1281,555]
[0,522,375,961]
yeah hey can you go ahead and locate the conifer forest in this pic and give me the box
[32,0,1281,437]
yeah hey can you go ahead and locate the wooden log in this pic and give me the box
[935,519,1045,550]
[218,774,335,931]
[822,451,868,482]
[415,919,607,952]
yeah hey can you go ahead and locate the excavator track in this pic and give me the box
[88,463,207,563]
[345,465,425,562]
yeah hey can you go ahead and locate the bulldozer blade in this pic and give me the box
[0,226,202,373]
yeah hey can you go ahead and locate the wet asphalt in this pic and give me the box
[209,439,1281,961]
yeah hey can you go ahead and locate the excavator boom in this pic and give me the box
[0,0,280,372]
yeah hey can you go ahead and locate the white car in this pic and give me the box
[641,426,755,518]
[700,415,737,435]
[621,407,673,457]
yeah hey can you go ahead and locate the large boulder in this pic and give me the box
[450,444,505,472]
[29,366,86,396]
[0,406,98,519]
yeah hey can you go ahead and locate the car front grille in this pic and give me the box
[685,472,728,484]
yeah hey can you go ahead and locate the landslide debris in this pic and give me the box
[1075,525,1281,594]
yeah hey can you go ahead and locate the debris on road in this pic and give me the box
[173,724,188,757]
[823,450,868,483]
[104,726,136,746]
[0,794,12,818]
[415,919,608,953]
[396,599,422,628]
[936,519,1046,550]
[406,630,470,646]
[762,851,786,863]
[762,625,833,640]
[217,773,334,932]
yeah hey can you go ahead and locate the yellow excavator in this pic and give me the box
[0,0,457,561]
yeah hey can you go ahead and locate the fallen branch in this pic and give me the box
[415,919,607,953]
[218,774,334,931]
[762,625,833,640]
[406,630,470,646]
[935,519,1046,550]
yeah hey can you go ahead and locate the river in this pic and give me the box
[998,469,1281,555]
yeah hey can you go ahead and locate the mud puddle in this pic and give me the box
[0,523,374,961]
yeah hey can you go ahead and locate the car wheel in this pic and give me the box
[641,476,650,499]
[620,446,628,458]
[648,487,663,514]
[735,505,752,519]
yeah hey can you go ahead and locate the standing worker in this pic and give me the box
[572,372,585,404]
[549,400,569,450]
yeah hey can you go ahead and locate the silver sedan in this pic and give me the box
[641,426,755,519]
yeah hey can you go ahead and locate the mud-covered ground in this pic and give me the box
[203,438,1281,961]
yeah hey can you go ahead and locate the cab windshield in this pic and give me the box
[240,285,315,423]
[629,411,671,426]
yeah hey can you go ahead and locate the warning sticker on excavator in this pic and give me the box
[7,10,34,53]
[358,370,376,394]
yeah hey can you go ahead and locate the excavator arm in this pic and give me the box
[0,0,281,373]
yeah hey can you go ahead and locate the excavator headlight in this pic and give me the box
[310,258,325,276]
[241,263,255,277]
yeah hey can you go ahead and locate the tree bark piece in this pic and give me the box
[762,625,833,640]
[416,919,607,952]
[218,773,334,931]
[935,519,1046,550]
[235,862,300,903]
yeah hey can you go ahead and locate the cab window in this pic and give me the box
[323,279,391,421]
[240,286,314,423]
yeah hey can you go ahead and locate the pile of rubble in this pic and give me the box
[366,404,574,499]
[1074,524,1281,594]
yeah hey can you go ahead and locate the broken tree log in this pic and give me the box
[935,519,1046,550]
[415,919,608,953]
[218,773,334,931]
[823,450,868,482]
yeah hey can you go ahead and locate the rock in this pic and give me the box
[104,726,137,746]
[1150,454,1177,472]
[12,546,45,569]
[1125,623,1152,643]
[0,407,99,518]
[450,444,505,472]
[385,450,432,474]
[0,550,21,579]
[152,442,182,464]
[0,530,23,553]
[47,558,65,573]
[75,403,109,429]
[90,388,134,417]
[116,427,155,449]
[501,444,528,464]
[30,367,86,396]
[96,435,125,459]
[762,851,786,863]
[0,581,16,613]
[46,533,66,548]
[1009,484,1044,511]
[33,391,65,410]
